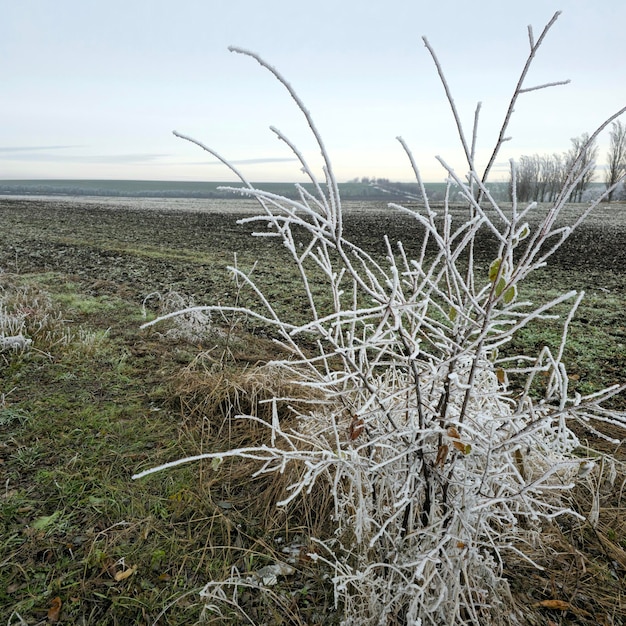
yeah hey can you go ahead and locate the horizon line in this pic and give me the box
[0,177,509,185]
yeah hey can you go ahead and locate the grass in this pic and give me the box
[1,275,204,624]
[0,198,625,624]
[0,271,333,625]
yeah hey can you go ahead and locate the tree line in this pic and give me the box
[509,120,626,203]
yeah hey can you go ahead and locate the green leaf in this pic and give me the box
[495,277,506,297]
[517,223,530,241]
[211,456,223,471]
[488,258,502,282]
[503,285,517,304]
[449,306,457,322]
[32,511,61,530]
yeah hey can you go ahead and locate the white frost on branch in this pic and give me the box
[135,10,626,626]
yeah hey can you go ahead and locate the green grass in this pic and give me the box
[0,275,211,624]
[0,272,333,624]
[500,280,626,402]
[1,199,625,624]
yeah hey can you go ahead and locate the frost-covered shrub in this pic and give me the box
[142,290,215,344]
[134,12,626,625]
[0,280,67,357]
[0,299,29,352]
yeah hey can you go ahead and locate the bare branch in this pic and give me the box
[421,36,474,169]
[519,79,571,93]
[480,11,564,188]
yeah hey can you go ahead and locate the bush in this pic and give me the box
[134,11,626,625]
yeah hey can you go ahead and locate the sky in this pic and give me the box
[1,0,625,184]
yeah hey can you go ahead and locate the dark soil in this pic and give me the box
[2,197,624,396]
[2,198,625,291]
[1,197,625,625]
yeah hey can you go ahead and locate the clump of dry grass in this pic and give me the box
[143,290,217,344]
[159,359,340,624]
[0,275,72,358]
[505,452,626,625]
[172,361,322,431]
[169,360,335,536]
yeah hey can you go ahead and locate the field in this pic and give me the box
[1,196,625,625]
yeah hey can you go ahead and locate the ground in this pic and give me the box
[0,197,625,625]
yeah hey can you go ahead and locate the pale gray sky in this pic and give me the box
[1,0,625,183]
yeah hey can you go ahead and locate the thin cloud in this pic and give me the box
[76,154,170,164]
[0,145,83,153]
[0,148,297,166]
[1,152,170,163]
[195,157,298,166]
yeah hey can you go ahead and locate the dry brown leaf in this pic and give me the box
[533,599,571,610]
[533,599,594,619]
[114,565,137,582]
[348,415,365,440]
[496,368,506,384]
[446,426,460,440]
[435,444,449,468]
[452,440,471,454]
[47,596,62,622]
[447,427,471,454]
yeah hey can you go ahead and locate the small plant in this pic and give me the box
[0,277,76,358]
[142,259,260,366]
[135,12,626,625]
[142,290,215,344]
[0,297,30,354]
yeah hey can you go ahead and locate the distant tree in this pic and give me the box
[565,133,598,202]
[510,153,565,203]
[604,119,626,202]
[515,155,539,202]
[544,153,565,202]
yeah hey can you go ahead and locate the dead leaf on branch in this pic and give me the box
[348,415,364,440]
[435,444,449,468]
[446,427,471,454]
